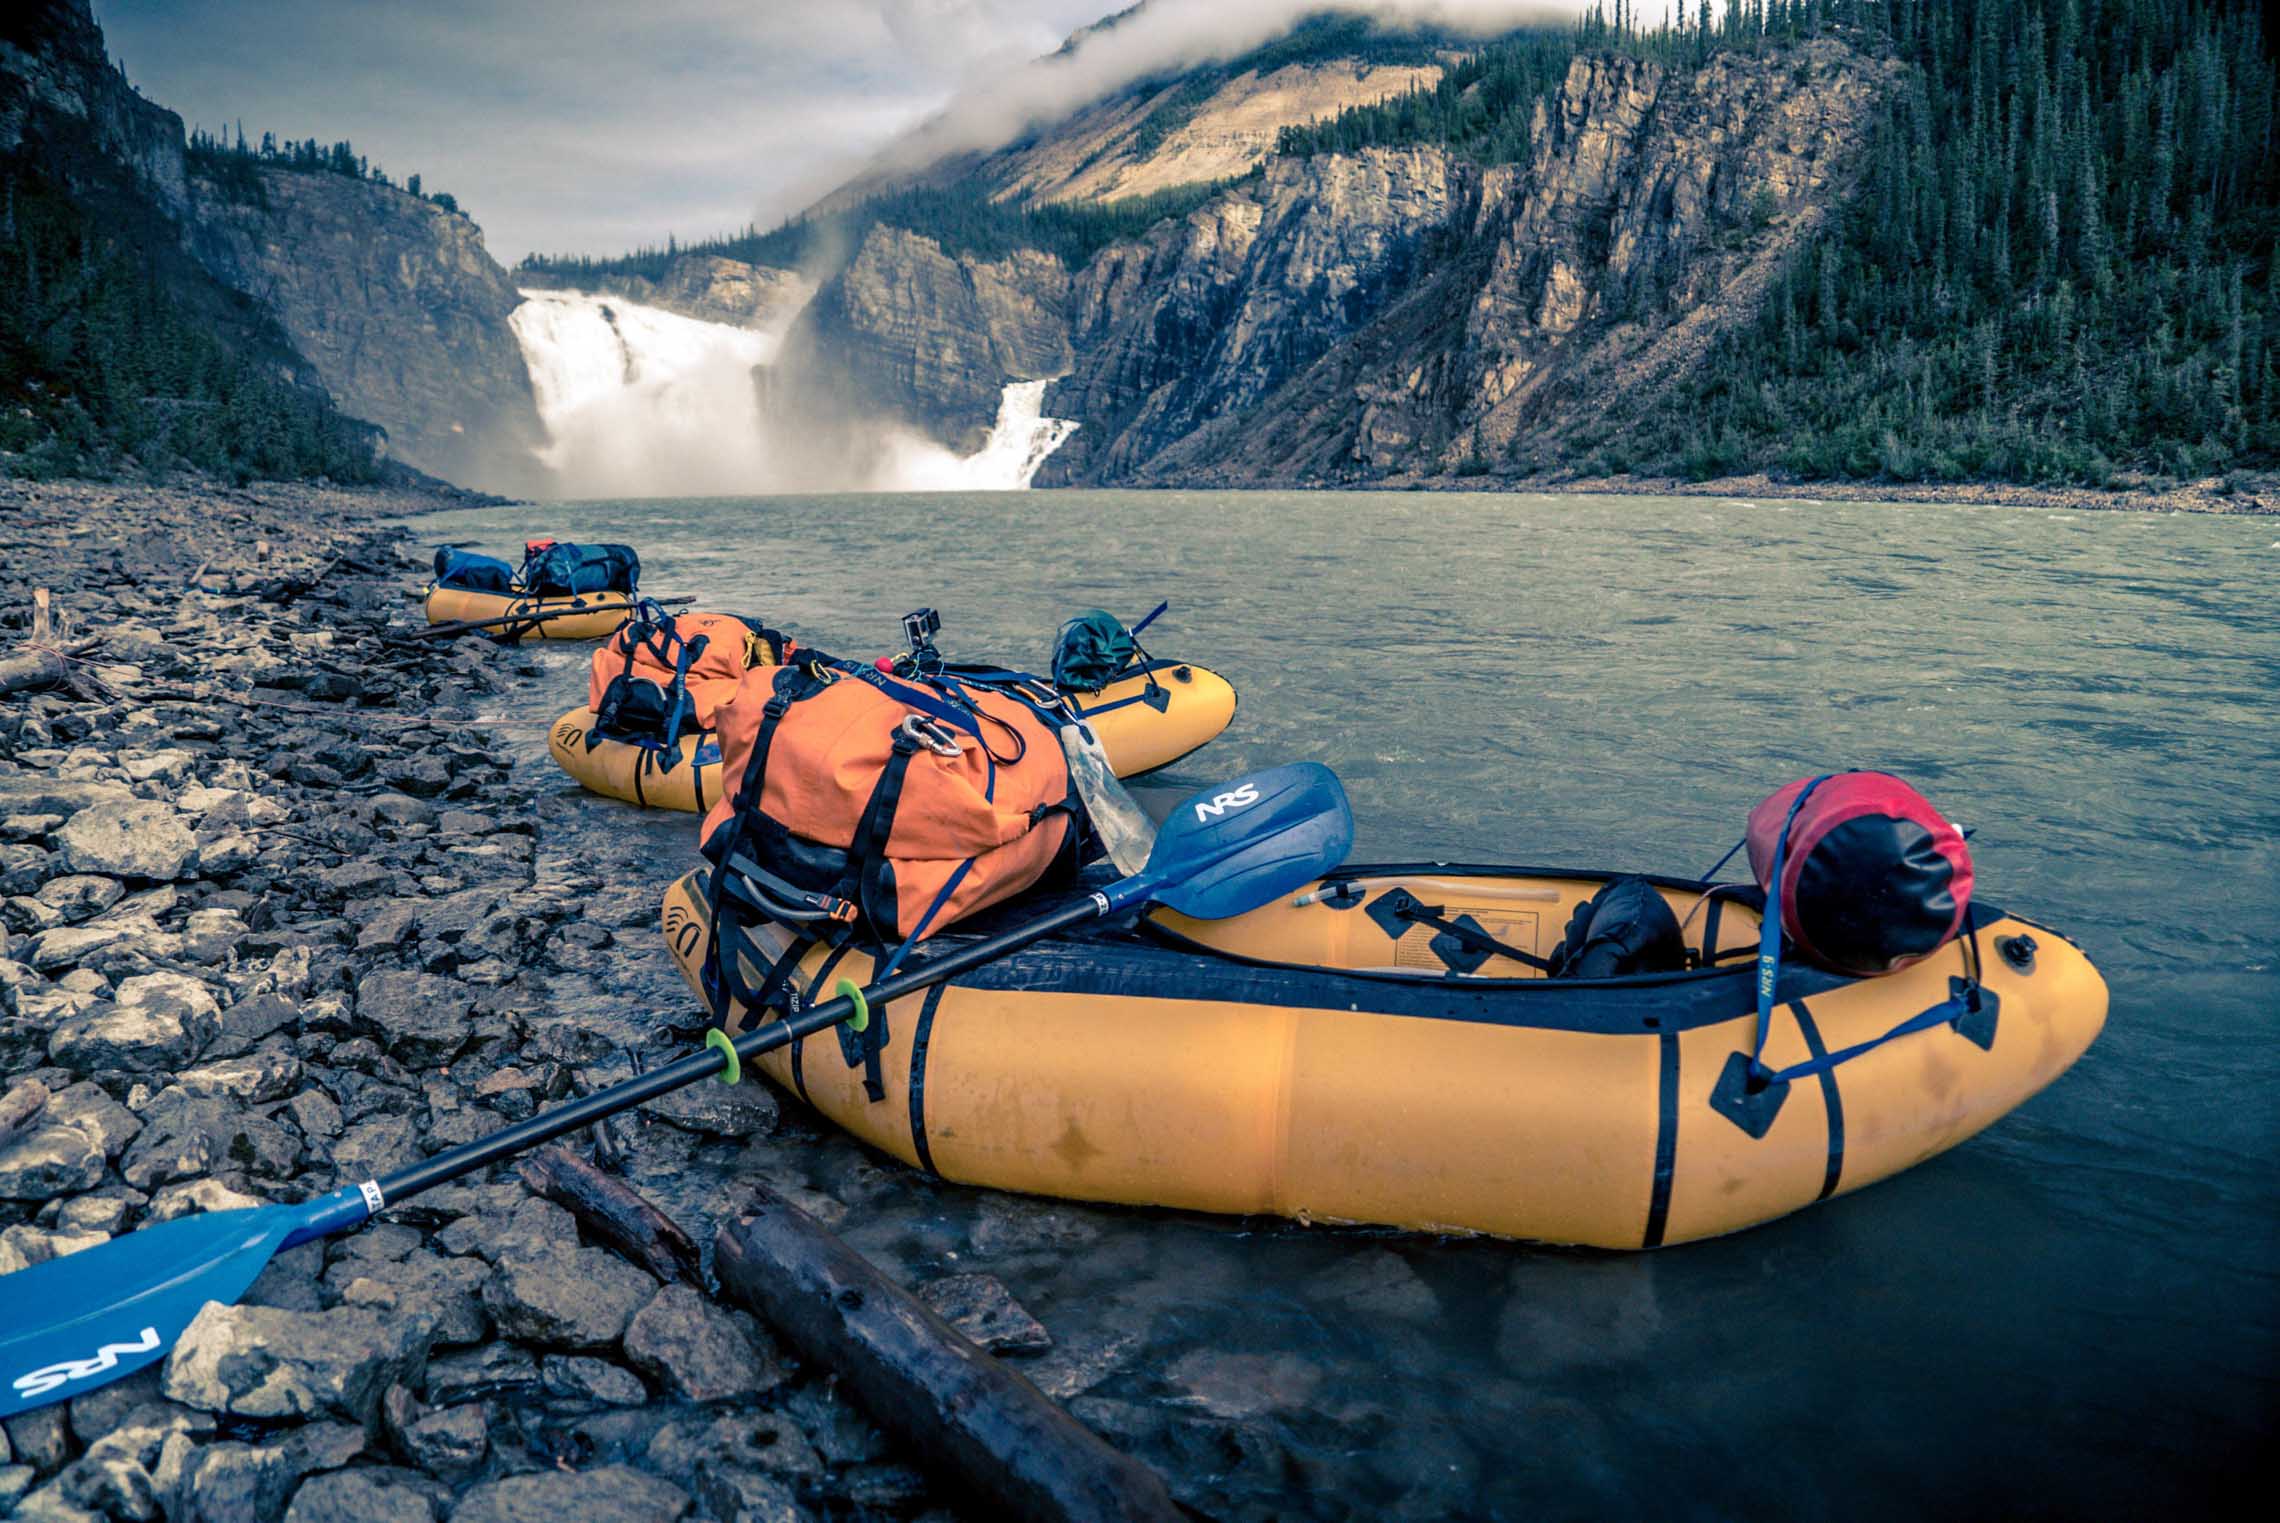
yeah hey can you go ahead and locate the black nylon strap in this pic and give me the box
[846,736,917,938]
[738,934,814,1035]
[1398,901,1555,972]
[737,697,790,810]
[789,941,857,1104]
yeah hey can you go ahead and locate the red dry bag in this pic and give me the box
[1745,772,1972,975]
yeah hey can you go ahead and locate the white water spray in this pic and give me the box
[509,289,1078,497]
[509,289,779,499]
[877,381,1079,491]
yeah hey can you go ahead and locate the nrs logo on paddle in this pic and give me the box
[1192,783,1261,822]
[11,1327,161,1399]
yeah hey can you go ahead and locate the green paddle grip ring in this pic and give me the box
[705,1027,741,1087]
[837,978,868,1034]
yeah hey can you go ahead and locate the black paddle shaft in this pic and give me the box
[410,595,690,641]
[371,891,1108,1206]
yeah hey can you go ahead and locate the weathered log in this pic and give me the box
[1,588,97,697]
[517,1145,700,1285]
[715,1186,1184,1523]
[0,648,68,697]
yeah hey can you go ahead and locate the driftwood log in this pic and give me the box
[0,589,105,698]
[715,1185,1184,1523]
[0,644,69,697]
[517,1145,701,1285]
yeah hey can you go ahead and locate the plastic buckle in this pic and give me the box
[897,714,962,757]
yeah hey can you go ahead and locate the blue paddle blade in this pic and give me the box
[1144,761,1354,920]
[0,1202,313,1418]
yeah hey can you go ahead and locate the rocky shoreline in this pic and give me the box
[0,479,964,1523]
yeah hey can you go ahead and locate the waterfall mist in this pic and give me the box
[507,288,1075,498]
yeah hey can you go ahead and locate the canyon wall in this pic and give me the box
[777,38,1896,488]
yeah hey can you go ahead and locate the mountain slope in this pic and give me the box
[817,12,1464,215]
[2,0,543,488]
[1,1,380,479]
[770,0,2277,491]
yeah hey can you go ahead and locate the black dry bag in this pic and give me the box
[433,548,516,594]
[522,542,640,597]
[1547,876,1687,979]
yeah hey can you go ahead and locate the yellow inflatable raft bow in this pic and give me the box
[660,863,2106,1249]
[423,584,634,642]
[551,658,1238,813]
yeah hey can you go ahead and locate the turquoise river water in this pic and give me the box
[406,489,2278,1520]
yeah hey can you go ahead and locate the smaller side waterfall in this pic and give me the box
[879,380,1079,491]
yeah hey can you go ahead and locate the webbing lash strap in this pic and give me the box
[719,854,857,930]
[1124,602,1170,712]
[651,632,708,771]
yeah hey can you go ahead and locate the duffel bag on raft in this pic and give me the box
[521,538,640,597]
[1746,770,1973,976]
[433,547,517,594]
[587,606,793,748]
[1050,600,1166,693]
[698,660,1087,948]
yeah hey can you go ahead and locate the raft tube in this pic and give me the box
[660,863,2106,1249]
[423,584,635,642]
[550,658,1238,813]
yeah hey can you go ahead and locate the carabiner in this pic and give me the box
[896,714,963,757]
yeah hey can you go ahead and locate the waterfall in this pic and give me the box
[876,380,1080,491]
[508,288,1077,496]
[509,288,779,499]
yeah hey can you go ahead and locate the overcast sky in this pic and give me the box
[96,1,1602,266]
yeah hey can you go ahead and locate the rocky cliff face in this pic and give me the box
[183,169,546,492]
[1126,39,1899,484]
[772,228,1073,452]
[1,0,325,401]
[0,1,185,215]
[3,0,546,492]
[1393,39,1894,477]
[1047,145,1465,481]
[781,39,1894,489]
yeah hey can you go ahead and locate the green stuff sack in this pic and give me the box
[1051,610,1135,693]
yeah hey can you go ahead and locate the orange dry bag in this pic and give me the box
[698,659,1085,947]
[588,607,792,746]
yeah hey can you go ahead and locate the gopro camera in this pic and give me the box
[901,607,941,648]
